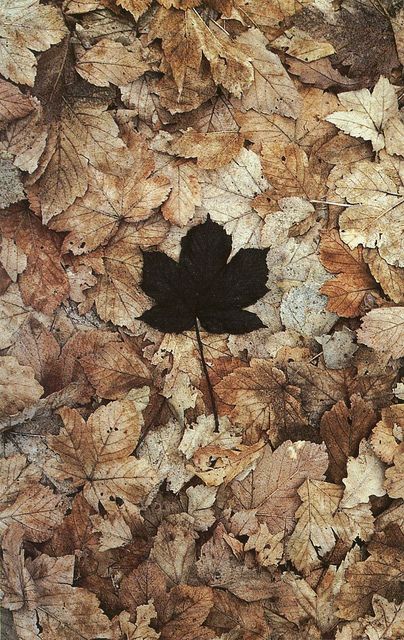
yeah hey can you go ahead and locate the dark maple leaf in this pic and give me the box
[139,217,269,334]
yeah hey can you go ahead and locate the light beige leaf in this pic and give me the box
[341,440,386,508]
[0,356,43,418]
[0,237,27,282]
[161,160,201,226]
[150,513,197,584]
[385,446,404,500]
[286,479,340,574]
[76,38,149,87]
[326,76,400,152]
[200,148,269,252]
[357,307,404,360]
[117,0,153,21]
[0,454,41,509]
[370,404,403,464]
[364,249,404,304]
[0,99,47,173]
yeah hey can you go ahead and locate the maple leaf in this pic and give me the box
[215,358,307,444]
[1,524,113,639]
[0,0,67,86]
[45,399,157,510]
[229,440,328,535]
[326,76,404,155]
[139,217,269,334]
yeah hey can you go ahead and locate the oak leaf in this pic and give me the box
[45,399,157,510]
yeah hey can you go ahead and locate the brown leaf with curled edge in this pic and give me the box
[1,525,113,639]
[319,227,380,317]
[0,0,67,86]
[0,79,34,130]
[0,207,69,314]
[79,337,151,399]
[172,129,244,169]
[336,537,404,620]
[0,356,43,419]
[237,28,301,118]
[45,399,157,510]
[229,440,328,535]
[155,62,216,115]
[364,249,404,305]
[0,484,65,542]
[206,589,269,640]
[215,358,307,445]
[76,38,149,88]
[320,394,376,483]
[357,307,404,361]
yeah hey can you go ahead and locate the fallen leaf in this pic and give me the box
[357,307,404,360]
[0,355,43,418]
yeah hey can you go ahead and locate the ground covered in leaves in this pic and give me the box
[1,0,404,639]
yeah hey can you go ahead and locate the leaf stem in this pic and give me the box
[194,318,220,431]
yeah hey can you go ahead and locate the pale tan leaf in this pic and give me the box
[161,160,201,226]
[0,356,43,418]
[364,249,404,305]
[358,307,404,360]
[370,405,403,465]
[341,440,386,508]
[326,76,399,152]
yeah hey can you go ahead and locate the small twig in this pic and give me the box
[310,199,353,207]
[194,318,220,430]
